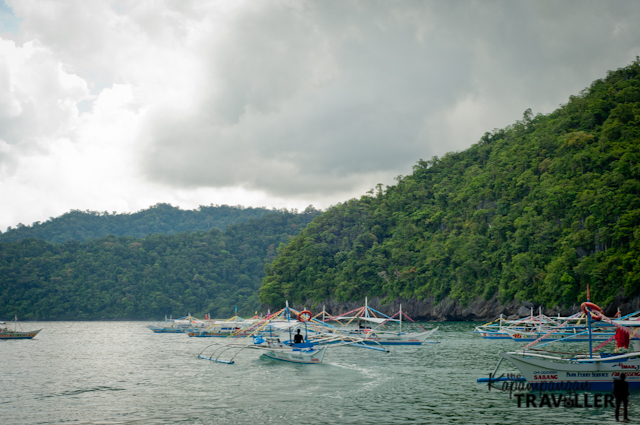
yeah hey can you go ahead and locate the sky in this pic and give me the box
[0,0,639,231]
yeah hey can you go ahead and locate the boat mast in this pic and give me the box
[400,304,402,332]
[365,297,369,319]
[587,285,593,358]
[304,309,309,341]
[323,305,326,322]
[538,306,542,332]
[286,300,292,342]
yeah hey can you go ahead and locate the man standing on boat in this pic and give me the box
[614,373,630,422]
[293,329,304,344]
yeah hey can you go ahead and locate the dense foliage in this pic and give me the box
[0,208,320,320]
[0,203,274,244]
[260,59,640,309]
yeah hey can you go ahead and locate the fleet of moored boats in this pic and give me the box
[6,291,639,392]
[150,299,440,364]
[477,293,640,391]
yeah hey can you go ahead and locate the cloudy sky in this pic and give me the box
[0,0,638,231]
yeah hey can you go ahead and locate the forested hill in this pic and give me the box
[260,59,640,311]
[0,208,320,320]
[0,203,276,244]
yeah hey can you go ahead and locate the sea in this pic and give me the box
[1,321,635,424]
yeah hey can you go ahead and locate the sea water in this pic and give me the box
[1,321,634,424]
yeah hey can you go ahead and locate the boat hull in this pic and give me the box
[148,327,184,333]
[261,346,327,364]
[0,329,41,339]
[501,352,640,391]
[478,332,512,340]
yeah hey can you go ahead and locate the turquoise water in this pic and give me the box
[1,321,635,424]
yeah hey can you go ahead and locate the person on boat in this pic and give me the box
[614,373,630,422]
[293,329,304,344]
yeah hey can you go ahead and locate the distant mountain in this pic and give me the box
[0,203,276,244]
[0,207,321,320]
[260,58,640,311]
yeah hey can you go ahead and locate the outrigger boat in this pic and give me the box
[253,336,329,364]
[187,320,258,337]
[148,314,207,333]
[0,316,41,340]
[474,310,565,340]
[474,314,512,339]
[497,288,640,391]
[198,303,388,364]
[321,299,439,345]
[187,309,264,337]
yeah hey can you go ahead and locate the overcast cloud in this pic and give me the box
[0,0,639,230]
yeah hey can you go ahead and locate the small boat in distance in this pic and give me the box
[0,316,41,340]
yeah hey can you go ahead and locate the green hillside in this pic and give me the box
[260,59,640,310]
[0,208,320,320]
[0,203,274,244]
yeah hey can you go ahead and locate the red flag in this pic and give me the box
[615,328,630,349]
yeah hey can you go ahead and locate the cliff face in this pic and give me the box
[290,294,640,321]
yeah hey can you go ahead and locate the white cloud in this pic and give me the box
[1,0,640,230]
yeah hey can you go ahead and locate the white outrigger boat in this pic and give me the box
[321,299,439,345]
[497,293,640,391]
[148,314,207,333]
[186,312,263,337]
[474,310,564,340]
[0,316,41,340]
[474,315,513,339]
[257,337,329,364]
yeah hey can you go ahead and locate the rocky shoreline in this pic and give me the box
[290,294,640,321]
